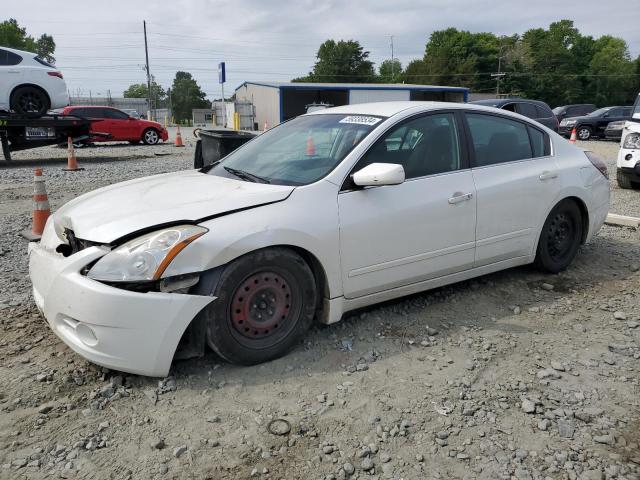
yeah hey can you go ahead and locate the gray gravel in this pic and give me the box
[0,137,638,480]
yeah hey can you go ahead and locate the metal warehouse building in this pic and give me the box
[234,81,469,128]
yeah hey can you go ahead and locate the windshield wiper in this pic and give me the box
[224,166,270,184]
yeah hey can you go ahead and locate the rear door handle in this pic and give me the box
[448,192,473,204]
[539,171,558,181]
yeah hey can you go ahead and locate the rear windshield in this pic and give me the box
[34,56,55,68]
[208,114,383,186]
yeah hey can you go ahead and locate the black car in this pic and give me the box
[558,106,632,140]
[552,104,596,122]
[470,99,558,131]
[604,121,626,141]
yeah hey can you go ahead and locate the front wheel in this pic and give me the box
[142,128,160,145]
[204,248,317,365]
[534,200,583,273]
[576,126,592,141]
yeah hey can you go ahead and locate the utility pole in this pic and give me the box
[143,20,152,120]
[491,41,507,97]
[390,35,395,83]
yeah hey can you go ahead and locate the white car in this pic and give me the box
[28,102,610,377]
[616,92,640,189]
[0,46,69,117]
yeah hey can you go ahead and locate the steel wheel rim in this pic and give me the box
[547,212,575,261]
[229,270,298,347]
[145,130,158,144]
[578,128,589,140]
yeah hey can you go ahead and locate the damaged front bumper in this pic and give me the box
[28,241,214,377]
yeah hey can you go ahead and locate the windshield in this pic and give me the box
[208,114,383,186]
[588,107,610,117]
[552,107,564,115]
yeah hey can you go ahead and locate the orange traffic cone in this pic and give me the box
[21,168,50,241]
[306,134,316,156]
[174,125,185,147]
[63,137,83,171]
[569,128,577,143]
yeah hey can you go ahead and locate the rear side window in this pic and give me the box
[466,113,533,166]
[622,107,632,117]
[0,49,23,66]
[535,105,552,118]
[527,126,550,157]
[517,103,538,119]
[566,106,579,116]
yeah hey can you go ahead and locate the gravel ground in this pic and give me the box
[0,138,638,480]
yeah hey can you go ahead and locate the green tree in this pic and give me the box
[584,36,636,105]
[170,71,209,122]
[294,40,375,83]
[123,81,166,101]
[0,19,56,63]
[378,59,403,83]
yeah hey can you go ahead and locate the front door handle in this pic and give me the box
[539,171,558,181]
[448,192,473,204]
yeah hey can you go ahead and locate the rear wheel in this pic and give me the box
[204,248,317,365]
[10,86,49,117]
[576,126,592,141]
[142,128,160,145]
[534,200,583,273]
[616,171,636,189]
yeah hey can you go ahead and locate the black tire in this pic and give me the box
[141,128,160,145]
[576,126,592,141]
[194,140,203,168]
[10,86,50,117]
[204,248,317,365]
[534,200,583,273]
[617,171,633,189]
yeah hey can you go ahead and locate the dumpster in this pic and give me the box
[194,129,258,168]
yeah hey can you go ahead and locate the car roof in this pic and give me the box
[471,98,550,108]
[0,46,37,57]
[306,101,549,123]
[67,106,117,109]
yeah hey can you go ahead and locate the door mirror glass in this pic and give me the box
[352,163,405,187]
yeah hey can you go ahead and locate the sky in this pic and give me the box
[8,0,640,100]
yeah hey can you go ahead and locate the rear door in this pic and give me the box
[596,109,620,135]
[0,49,24,109]
[464,112,557,266]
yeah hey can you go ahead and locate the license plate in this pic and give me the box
[25,127,56,139]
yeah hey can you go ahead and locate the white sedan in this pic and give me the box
[29,102,610,377]
[0,46,68,117]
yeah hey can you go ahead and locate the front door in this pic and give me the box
[463,112,558,266]
[338,112,477,299]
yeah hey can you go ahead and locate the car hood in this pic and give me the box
[53,170,294,244]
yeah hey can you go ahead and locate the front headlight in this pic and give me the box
[87,225,207,282]
[623,132,640,149]
[562,119,576,126]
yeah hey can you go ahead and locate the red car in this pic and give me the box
[60,106,169,145]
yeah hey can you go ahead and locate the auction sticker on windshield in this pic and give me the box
[339,116,382,126]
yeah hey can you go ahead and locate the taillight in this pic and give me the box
[47,71,63,79]
[585,151,609,179]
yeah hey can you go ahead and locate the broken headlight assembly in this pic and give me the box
[87,225,207,288]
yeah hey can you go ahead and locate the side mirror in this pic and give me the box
[352,163,405,187]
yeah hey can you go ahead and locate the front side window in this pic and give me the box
[354,113,461,180]
[517,103,538,119]
[466,113,533,166]
[608,108,623,117]
[209,114,381,186]
[104,109,129,120]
